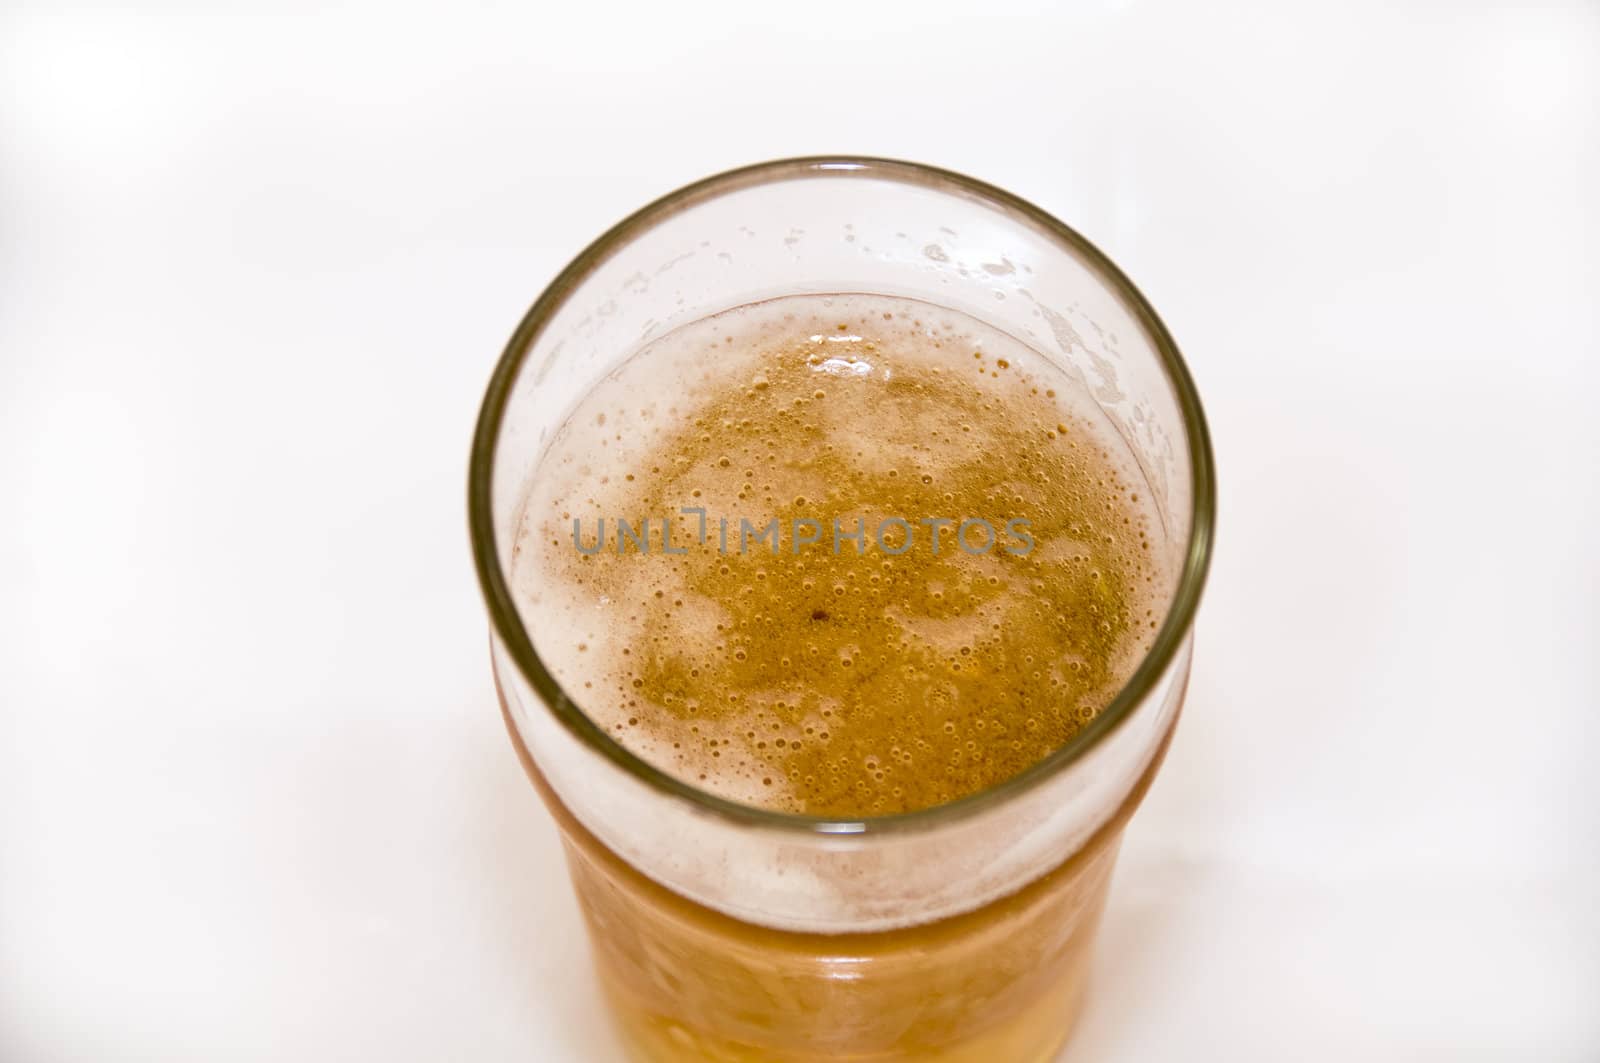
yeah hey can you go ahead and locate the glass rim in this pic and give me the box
[469,155,1216,837]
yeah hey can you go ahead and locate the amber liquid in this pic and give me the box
[500,694,1177,1062]
[507,294,1178,1059]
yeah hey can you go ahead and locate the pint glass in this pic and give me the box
[469,157,1215,1062]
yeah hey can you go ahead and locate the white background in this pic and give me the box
[2,3,1596,1060]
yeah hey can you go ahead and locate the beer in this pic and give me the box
[500,692,1174,1062]
[515,293,1162,817]
[505,293,1172,1059]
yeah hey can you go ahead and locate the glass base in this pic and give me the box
[599,940,1089,1062]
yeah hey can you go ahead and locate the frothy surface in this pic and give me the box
[513,294,1163,816]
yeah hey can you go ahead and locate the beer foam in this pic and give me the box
[512,293,1165,817]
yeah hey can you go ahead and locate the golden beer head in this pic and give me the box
[516,293,1166,818]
